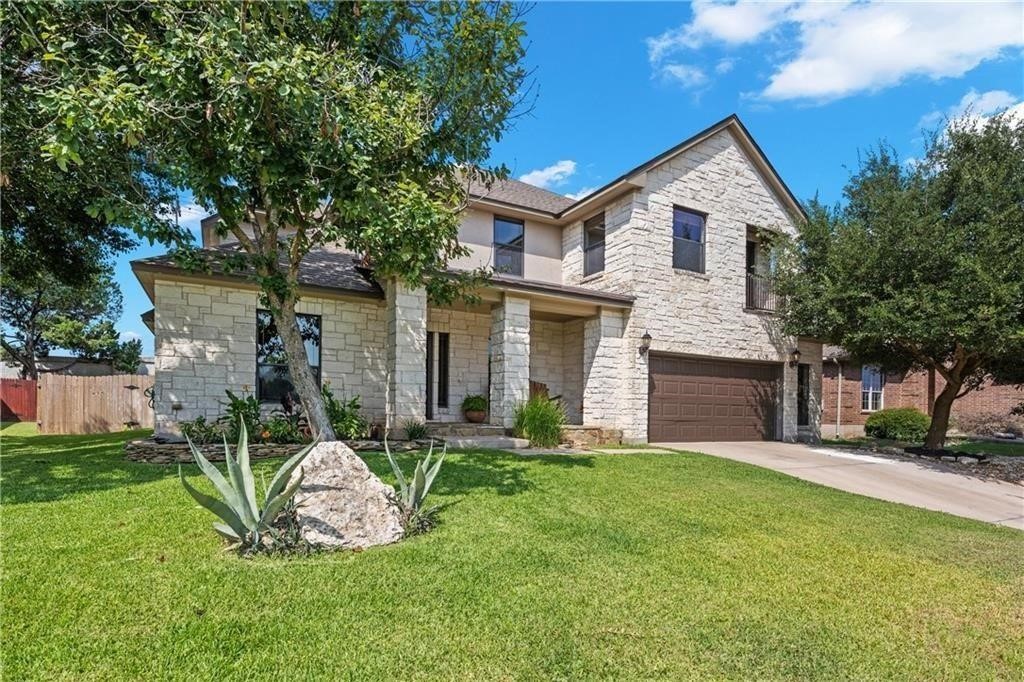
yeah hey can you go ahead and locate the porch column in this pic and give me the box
[582,307,625,426]
[385,279,427,430]
[489,294,530,428]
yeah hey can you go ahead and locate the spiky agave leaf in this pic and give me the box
[179,466,249,539]
[260,468,305,527]
[184,431,248,524]
[421,447,445,500]
[235,419,259,521]
[263,437,319,506]
[410,458,427,510]
[384,436,409,504]
[222,432,258,530]
[212,523,242,545]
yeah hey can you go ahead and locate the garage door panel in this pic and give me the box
[649,355,780,443]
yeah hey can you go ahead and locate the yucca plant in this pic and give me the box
[179,418,318,550]
[384,437,445,531]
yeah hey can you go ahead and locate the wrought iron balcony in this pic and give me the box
[746,272,776,312]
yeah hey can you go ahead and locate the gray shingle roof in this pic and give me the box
[133,244,632,307]
[133,244,383,298]
[465,176,574,215]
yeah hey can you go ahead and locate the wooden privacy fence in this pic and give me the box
[38,374,154,434]
[1,379,38,421]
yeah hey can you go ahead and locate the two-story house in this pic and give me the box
[132,114,822,443]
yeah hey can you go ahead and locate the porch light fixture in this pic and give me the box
[789,348,801,366]
[639,331,653,357]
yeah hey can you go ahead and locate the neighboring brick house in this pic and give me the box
[133,115,822,443]
[821,346,1024,437]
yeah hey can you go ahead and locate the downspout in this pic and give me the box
[832,357,842,439]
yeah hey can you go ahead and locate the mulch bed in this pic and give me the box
[829,443,1024,485]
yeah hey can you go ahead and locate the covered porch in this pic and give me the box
[383,276,633,436]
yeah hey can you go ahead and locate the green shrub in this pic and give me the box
[219,390,262,443]
[260,414,306,444]
[322,384,367,439]
[513,396,565,447]
[865,407,931,442]
[180,417,317,552]
[384,438,445,534]
[402,419,428,441]
[179,416,222,444]
[461,394,487,412]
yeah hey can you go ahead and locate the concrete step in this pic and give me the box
[443,436,530,450]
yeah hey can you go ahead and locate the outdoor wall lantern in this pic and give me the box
[639,331,653,357]
[789,348,802,366]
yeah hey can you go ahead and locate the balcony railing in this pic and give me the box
[493,243,523,277]
[746,272,776,311]
[583,242,605,277]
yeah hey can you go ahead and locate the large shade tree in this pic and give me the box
[776,113,1024,449]
[22,1,528,439]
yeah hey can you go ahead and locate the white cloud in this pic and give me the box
[647,1,795,62]
[119,330,142,344]
[646,1,1024,102]
[918,89,1021,130]
[564,186,598,201]
[714,58,735,75]
[519,160,577,189]
[661,63,708,88]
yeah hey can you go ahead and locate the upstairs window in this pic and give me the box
[583,212,606,276]
[256,310,321,403]
[493,216,524,276]
[672,207,705,273]
[861,365,884,412]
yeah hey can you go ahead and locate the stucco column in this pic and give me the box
[489,294,530,428]
[385,279,427,430]
[582,307,625,427]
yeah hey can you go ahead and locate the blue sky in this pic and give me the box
[113,1,1024,355]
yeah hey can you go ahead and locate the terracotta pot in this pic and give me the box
[464,409,486,424]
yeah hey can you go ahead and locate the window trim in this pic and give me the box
[493,214,525,277]
[861,365,884,412]
[583,211,606,276]
[671,205,707,274]
[255,309,322,403]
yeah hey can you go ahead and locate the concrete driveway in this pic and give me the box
[662,441,1024,530]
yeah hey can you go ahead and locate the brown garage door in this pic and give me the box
[648,354,780,442]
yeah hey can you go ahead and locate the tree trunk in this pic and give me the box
[924,378,960,449]
[271,295,338,441]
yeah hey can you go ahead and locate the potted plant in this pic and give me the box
[461,394,488,423]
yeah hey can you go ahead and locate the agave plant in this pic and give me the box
[384,437,445,516]
[179,418,317,549]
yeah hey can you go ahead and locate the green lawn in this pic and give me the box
[3,428,1023,680]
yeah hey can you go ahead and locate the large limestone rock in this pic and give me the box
[290,441,405,550]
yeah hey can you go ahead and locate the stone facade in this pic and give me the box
[564,127,818,442]
[488,294,531,428]
[146,123,822,444]
[154,279,395,436]
[425,307,492,421]
[385,280,427,429]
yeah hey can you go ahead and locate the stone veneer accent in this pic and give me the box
[426,307,491,422]
[582,308,626,427]
[489,294,531,428]
[153,280,389,436]
[529,319,584,424]
[385,280,427,429]
[561,127,821,442]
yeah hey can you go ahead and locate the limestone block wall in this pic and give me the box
[529,319,584,424]
[385,280,427,428]
[426,307,491,422]
[563,127,822,441]
[153,279,388,435]
[489,295,530,428]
